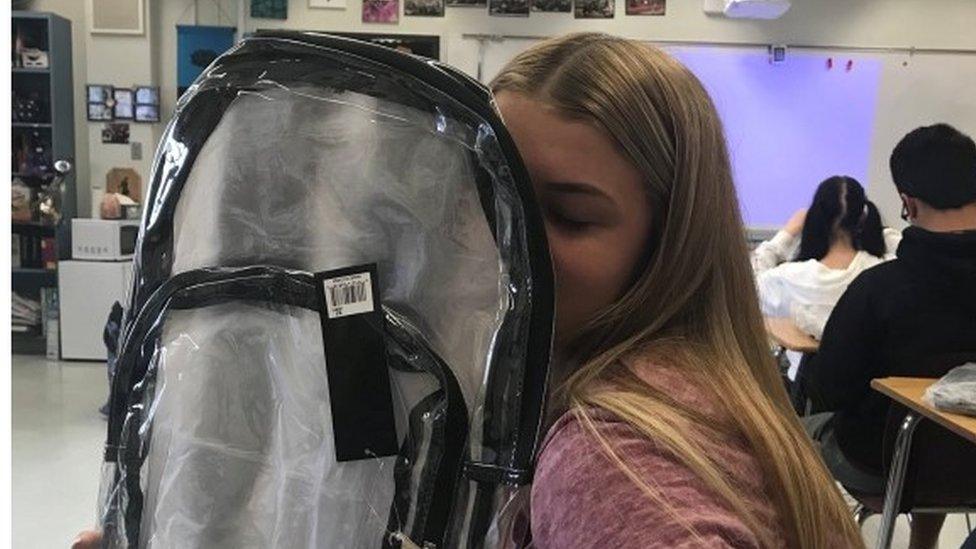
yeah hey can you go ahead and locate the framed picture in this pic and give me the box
[405,0,445,16]
[310,0,347,9]
[87,0,145,35]
[88,103,113,121]
[113,88,134,119]
[251,0,288,19]
[135,86,159,106]
[87,84,113,104]
[532,0,571,12]
[489,0,529,16]
[625,0,664,15]
[362,0,400,23]
[575,0,614,18]
[446,0,486,6]
[135,104,160,123]
[87,84,115,121]
[132,85,160,123]
[101,123,130,144]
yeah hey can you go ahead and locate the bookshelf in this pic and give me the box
[12,11,75,356]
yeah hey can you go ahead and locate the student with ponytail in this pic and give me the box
[753,176,901,340]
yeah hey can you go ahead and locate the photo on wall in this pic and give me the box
[101,123,130,144]
[87,84,112,104]
[405,0,445,16]
[575,0,614,18]
[446,0,486,7]
[135,104,160,123]
[363,0,400,22]
[113,88,134,119]
[135,86,160,106]
[625,0,664,15]
[251,0,288,19]
[87,84,114,121]
[489,0,529,17]
[532,0,572,12]
[88,103,113,121]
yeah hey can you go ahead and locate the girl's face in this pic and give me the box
[495,92,653,352]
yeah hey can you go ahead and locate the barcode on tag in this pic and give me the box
[323,272,374,319]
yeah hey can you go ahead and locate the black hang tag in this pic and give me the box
[315,263,398,462]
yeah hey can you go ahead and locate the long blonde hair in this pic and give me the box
[492,33,863,548]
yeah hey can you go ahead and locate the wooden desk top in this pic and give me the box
[871,377,976,445]
[764,317,820,353]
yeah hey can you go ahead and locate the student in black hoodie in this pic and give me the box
[805,123,976,549]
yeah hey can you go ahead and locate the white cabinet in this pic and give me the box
[58,260,132,360]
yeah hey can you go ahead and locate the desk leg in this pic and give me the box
[877,412,922,549]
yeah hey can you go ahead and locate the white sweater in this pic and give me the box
[752,228,902,340]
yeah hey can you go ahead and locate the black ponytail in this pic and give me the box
[856,201,886,258]
[796,176,887,261]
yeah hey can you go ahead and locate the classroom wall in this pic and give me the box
[29,0,159,218]
[30,0,976,225]
[237,0,976,80]
[30,0,90,218]
[150,0,976,228]
[84,23,159,218]
[870,53,976,229]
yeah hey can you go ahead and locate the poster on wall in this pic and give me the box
[177,25,236,97]
[489,0,529,17]
[575,0,614,18]
[310,0,347,9]
[532,0,571,12]
[626,0,664,15]
[363,0,400,22]
[251,0,288,19]
[446,0,486,6]
[101,123,130,144]
[88,0,145,35]
[405,0,445,16]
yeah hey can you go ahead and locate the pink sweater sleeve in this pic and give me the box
[529,411,763,549]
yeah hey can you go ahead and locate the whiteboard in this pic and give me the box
[474,38,976,229]
[670,47,881,228]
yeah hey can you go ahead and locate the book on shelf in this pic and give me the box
[13,233,57,271]
[41,287,60,358]
[12,235,22,268]
[12,292,41,327]
[41,236,56,270]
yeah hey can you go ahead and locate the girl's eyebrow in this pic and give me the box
[544,181,614,203]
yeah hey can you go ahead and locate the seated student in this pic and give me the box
[805,123,976,549]
[753,176,901,341]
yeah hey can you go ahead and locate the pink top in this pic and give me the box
[529,357,787,548]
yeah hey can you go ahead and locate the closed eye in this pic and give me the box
[537,180,619,233]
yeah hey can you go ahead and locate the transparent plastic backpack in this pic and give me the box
[97,32,554,549]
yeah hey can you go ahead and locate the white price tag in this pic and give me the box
[323,272,375,319]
